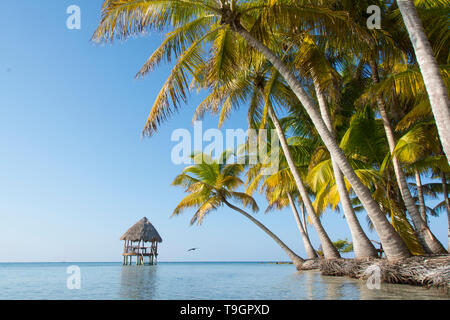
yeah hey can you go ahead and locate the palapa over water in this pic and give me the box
[121,217,162,266]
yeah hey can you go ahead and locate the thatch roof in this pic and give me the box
[120,217,162,242]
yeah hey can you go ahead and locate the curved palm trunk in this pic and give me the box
[396,0,450,162]
[287,193,319,259]
[370,61,446,254]
[235,26,411,260]
[268,106,341,259]
[312,73,378,258]
[222,199,305,269]
[441,172,450,251]
[415,171,427,225]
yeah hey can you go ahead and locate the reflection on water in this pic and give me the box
[288,270,448,300]
[0,262,448,300]
[324,277,350,300]
[119,266,158,299]
[358,280,448,300]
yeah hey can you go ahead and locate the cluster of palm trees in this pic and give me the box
[93,0,449,268]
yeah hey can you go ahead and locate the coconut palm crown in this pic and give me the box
[172,152,258,225]
[171,151,305,268]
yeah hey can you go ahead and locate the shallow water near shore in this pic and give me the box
[0,262,448,300]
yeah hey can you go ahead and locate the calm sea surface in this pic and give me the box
[0,262,448,300]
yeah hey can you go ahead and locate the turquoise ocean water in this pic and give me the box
[0,262,447,300]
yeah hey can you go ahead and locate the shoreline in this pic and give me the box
[298,255,449,295]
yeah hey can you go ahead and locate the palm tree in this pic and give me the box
[396,0,450,161]
[291,36,377,258]
[394,121,450,251]
[440,173,450,250]
[360,53,450,250]
[246,149,320,260]
[222,3,412,260]
[197,63,340,259]
[93,0,411,260]
[172,152,305,268]
[369,60,446,254]
[331,239,354,255]
[266,188,319,260]
[336,107,426,255]
[286,193,319,259]
[318,0,445,254]
[260,72,341,259]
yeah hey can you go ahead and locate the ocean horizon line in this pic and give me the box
[0,260,293,264]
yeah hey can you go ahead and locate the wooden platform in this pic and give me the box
[122,244,158,265]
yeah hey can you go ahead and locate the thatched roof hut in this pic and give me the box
[121,217,162,266]
[120,217,162,243]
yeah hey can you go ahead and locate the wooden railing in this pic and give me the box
[124,246,157,255]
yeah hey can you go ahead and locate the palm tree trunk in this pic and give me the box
[370,60,446,254]
[311,73,378,258]
[287,193,319,259]
[268,106,340,259]
[235,26,411,260]
[222,198,305,269]
[256,85,338,259]
[396,0,450,162]
[441,172,450,251]
[300,201,309,237]
[415,171,427,225]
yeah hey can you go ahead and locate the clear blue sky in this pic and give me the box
[0,1,447,262]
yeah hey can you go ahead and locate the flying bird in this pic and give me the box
[187,248,199,252]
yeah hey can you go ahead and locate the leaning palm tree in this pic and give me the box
[396,0,450,161]
[246,148,320,260]
[172,152,305,268]
[93,0,410,260]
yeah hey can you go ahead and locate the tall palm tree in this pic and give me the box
[172,152,305,268]
[197,63,340,259]
[93,0,411,260]
[291,36,377,258]
[396,0,450,161]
